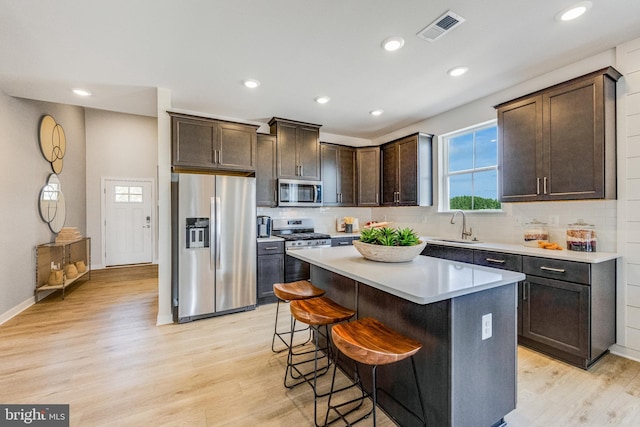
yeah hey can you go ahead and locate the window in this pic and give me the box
[440,120,500,211]
[114,186,143,203]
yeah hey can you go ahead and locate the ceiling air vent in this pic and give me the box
[416,10,466,42]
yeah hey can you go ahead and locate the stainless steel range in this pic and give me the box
[272,218,331,282]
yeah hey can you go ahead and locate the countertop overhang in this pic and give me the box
[286,246,525,305]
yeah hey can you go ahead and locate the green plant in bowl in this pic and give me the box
[358,227,421,246]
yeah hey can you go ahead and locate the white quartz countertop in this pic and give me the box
[421,237,618,263]
[257,236,284,243]
[286,246,525,305]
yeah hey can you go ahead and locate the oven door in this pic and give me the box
[278,179,322,207]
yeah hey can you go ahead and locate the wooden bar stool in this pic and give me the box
[272,280,325,353]
[326,317,427,426]
[286,296,356,427]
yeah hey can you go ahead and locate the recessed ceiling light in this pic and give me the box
[381,36,405,52]
[242,79,260,89]
[556,1,592,21]
[315,96,330,104]
[72,88,91,96]
[369,109,384,116]
[447,66,468,77]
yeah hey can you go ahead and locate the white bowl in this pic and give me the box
[352,240,427,263]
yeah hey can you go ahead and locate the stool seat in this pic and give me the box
[290,296,356,326]
[331,317,422,366]
[274,280,325,301]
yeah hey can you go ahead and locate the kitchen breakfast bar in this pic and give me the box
[287,245,526,427]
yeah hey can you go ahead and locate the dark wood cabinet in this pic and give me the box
[257,241,284,305]
[497,67,621,202]
[356,146,380,206]
[269,117,321,180]
[170,113,258,173]
[321,143,356,206]
[420,243,474,263]
[256,134,277,207]
[331,236,358,247]
[422,243,616,369]
[380,132,433,206]
[520,256,616,369]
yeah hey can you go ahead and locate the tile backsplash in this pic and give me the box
[258,199,618,253]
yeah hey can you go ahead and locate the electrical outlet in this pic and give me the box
[482,313,492,340]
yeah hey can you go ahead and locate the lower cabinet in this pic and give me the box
[519,256,615,369]
[422,243,616,369]
[257,241,284,305]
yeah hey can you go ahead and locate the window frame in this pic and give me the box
[438,119,502,213]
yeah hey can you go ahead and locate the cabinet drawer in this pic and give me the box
[474,250,522,272]
[331,237,357,247]
[421,244,474,263]
[257,241,284,255]
[523,256,590,285]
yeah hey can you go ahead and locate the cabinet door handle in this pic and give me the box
[338,242,349,245]
[300,165,303,176]
[486,258,506,264]
[263,246,279,250]
[376,193,379,204]
[540,266,565,273]
[536,178,540,195]
[543,177,548,194]
[523,283,528,301]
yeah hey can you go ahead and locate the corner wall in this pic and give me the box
[0,92,86,323]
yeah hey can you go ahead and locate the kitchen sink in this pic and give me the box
[430,238,482,244]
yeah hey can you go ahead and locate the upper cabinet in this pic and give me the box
[321,143,356,206]
[356,146,380,206]
[256,134,278,207]
[269,117,321,181]
[380,132,433,206]
[170,112,258,173]
[496,67,621,202]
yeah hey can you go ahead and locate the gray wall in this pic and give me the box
[0,91,86,320]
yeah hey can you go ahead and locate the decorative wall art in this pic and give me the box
[39,114,66,173]
[37,115,67,234]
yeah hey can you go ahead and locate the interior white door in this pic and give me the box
[105,179,153,266]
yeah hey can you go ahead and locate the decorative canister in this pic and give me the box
[75,260,87,273]
[48,270,64,286]
[566,219,597,252]
[523,219,549,247]
[64,263,79,279]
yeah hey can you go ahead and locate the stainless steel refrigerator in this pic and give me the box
[171,173,256,323]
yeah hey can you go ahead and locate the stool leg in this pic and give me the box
[371,365,378,426]
[272,299,314,353]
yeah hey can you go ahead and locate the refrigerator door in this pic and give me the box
[215,175,257,311]
[176,173,217,319]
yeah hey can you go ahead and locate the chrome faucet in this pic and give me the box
[450,210,473,240]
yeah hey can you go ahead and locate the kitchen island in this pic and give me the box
[287,245,526,427]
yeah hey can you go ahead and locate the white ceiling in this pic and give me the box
[1,0,639,139]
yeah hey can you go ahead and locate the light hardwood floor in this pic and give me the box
[1,266,640,426]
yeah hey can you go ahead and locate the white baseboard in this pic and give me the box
[609,344,640,363]
[0,296,35,326]
[156,313,173,325]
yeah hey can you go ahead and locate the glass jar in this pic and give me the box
[523,219,549,247]
[566,220,597,252]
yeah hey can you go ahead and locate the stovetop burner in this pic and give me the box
[279,232,331,241]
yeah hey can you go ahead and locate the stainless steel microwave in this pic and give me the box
[278,179,323,207]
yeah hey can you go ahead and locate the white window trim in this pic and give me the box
[438,119,502,213]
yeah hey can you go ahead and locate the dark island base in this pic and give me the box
[311,266,518,427]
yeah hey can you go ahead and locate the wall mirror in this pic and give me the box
[39,173,66,233]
